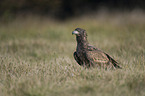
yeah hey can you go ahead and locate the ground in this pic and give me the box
[0,11,145,96]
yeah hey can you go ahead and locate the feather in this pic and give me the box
[72,28,122,69]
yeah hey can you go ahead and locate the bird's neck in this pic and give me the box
[76,36,89,49]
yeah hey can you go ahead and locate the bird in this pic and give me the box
[72,28,122,69]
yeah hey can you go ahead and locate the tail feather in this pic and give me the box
[105,53,122,69]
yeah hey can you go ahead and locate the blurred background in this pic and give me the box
[1,0,145,21]
[0,1,145,96]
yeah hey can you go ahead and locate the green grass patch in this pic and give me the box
[0,12,145,96]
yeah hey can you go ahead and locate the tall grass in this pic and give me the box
[0,11,145,96]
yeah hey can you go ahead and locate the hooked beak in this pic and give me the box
[72,31,79,35]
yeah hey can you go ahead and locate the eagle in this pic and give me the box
[72,28,122,69]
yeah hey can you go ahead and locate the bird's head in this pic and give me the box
[72,28,87,37]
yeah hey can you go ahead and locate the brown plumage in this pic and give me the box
[72,28,122,69]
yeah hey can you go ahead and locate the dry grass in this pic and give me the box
[0,10,145,96]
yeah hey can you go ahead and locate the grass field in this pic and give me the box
[0,11,145,96]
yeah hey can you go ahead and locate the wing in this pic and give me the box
[87,45,122,69]
[73,52,83,66]
[87,44,100,51]
[86,50,109,64]
[105,53,122,69]
[87,44,108,64]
